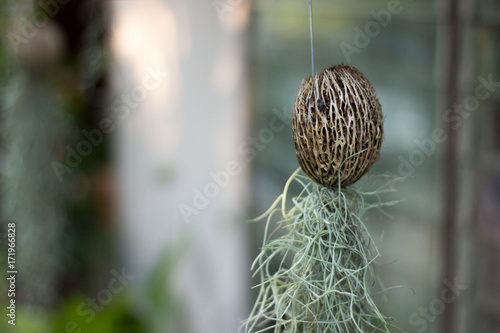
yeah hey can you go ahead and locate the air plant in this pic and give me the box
[242,65,397,333]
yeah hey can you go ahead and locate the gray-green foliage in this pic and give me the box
[242,171,399,333]
[1,75,68,306]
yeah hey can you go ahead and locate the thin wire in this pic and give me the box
[309,0,315,76]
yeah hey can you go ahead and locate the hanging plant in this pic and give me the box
[241,64,396,333]
[241,1,400,331]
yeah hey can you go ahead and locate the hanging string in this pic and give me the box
[309,0,315,76]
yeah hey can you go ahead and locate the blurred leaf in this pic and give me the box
[144,236,190,332]
[53,293,145,333]
[0,307,52,333]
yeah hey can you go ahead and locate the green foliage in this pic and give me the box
[0,293,146,333]
[53,294,144,333]
[242,170,400,333]
[0,235,190,333]
[0,308,53,333]
[144,240,190,333]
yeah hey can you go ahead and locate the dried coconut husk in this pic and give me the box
[292,65,383,188]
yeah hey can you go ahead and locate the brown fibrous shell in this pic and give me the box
[292,65,383,188]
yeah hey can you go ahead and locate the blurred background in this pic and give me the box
[0,0,499,332]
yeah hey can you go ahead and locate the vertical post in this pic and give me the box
[2,0,68,307]
[440,0,460,331]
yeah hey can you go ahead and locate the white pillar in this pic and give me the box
[110,0,250,331]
